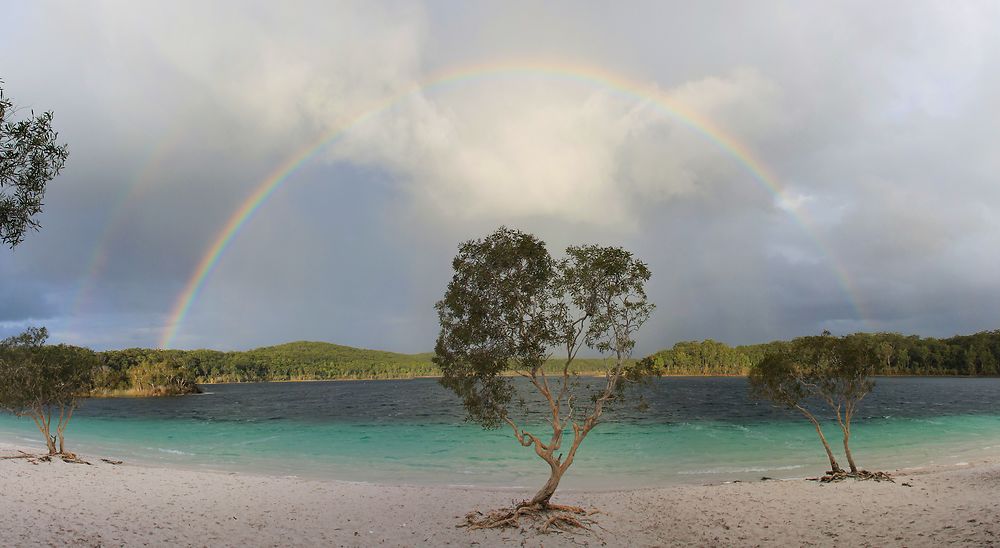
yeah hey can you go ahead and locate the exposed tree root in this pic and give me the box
[1,450,53,464]
[815,469,894,483]
[60,452,91,465]
[460,501,597,533]
[1,450,90,465]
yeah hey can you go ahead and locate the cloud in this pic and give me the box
[329,67,785,229]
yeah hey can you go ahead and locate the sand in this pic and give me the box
[1,443,997,547]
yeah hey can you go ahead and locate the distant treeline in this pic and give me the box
[90,330,1000,394]
[95,341,621,389]
[650,330,1000,376]
[95,342,440,390]
[92,342,629,394]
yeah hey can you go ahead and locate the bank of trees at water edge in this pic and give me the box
[652,330,1000,376]
[86,329,1000,387]
[56,328,1000,393]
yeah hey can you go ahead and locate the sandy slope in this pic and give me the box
[0,444,997,547]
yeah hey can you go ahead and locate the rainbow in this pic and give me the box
[157,59,867,348]
[72,128,183,319]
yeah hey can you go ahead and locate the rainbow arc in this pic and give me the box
[148,59,866,348]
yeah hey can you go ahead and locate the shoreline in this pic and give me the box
[1,442,997,546]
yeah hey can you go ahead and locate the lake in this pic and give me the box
[1,377,998,489]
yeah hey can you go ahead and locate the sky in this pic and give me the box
[1,1,999,354]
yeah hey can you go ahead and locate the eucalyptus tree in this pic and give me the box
[0,328,99,455]
[797,333,878,474]
[434,227,656,529]
[0,81,72,457]
[0,80,69,248]
[750,333,879,476]
[749,350,843,473]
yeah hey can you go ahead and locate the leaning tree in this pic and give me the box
[434,227,656,530]
[0,328,99,455]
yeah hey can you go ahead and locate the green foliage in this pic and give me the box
[749,333,881,473]
[79,329,1000,396]
[651,339,754,375]
[747,350,804,408]
[92,341,445,392]
[229,342,439,381]
[0,81,69,248]
[748,334,878,410]
[126,357,200,396]
[433,226,656,506]
[434,227,558,427]
[650,330,1000,377]
[0,328,99,454]
[0,329,97,412]
[796,333,878,403]
[434,227,656,428]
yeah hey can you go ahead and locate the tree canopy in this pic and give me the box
[0,81,68,248]
[0,328,99,455]
[434,227,656,529]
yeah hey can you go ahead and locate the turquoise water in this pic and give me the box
[1,378,998,488]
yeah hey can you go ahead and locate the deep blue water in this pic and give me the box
[1,377,998,488]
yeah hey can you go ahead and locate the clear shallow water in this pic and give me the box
[1,377,998,488]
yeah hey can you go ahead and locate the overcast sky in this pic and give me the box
[1,1,998,353]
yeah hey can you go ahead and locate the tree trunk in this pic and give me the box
[29,411,58,455]
[836,406,859,474]
[527,464,564,507]
[798,406,842,473]
[842,427,858,474]
[56,404,74,455]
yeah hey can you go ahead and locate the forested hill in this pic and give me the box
[93,330,1000,393]
[97,341,439,387]
[95,340,620,389]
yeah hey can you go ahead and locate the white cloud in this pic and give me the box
[88,1,429,145]
[329,67,786,228]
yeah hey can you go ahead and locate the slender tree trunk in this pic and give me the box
[835,406,859,474]
[797,406,842,473]
[841,407,858,474]
[842,429,857,473]
[28,409,57,455]
[56,404,75,455]
[528,462,564,507]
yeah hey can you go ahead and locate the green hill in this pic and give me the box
[228,341,439,380]
[94,341,623,389]
[97,341,438,385]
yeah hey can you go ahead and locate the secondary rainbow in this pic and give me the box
[72,127,185,318]
[159,59,867,348]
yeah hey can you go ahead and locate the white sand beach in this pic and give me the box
[1,443,997,547]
